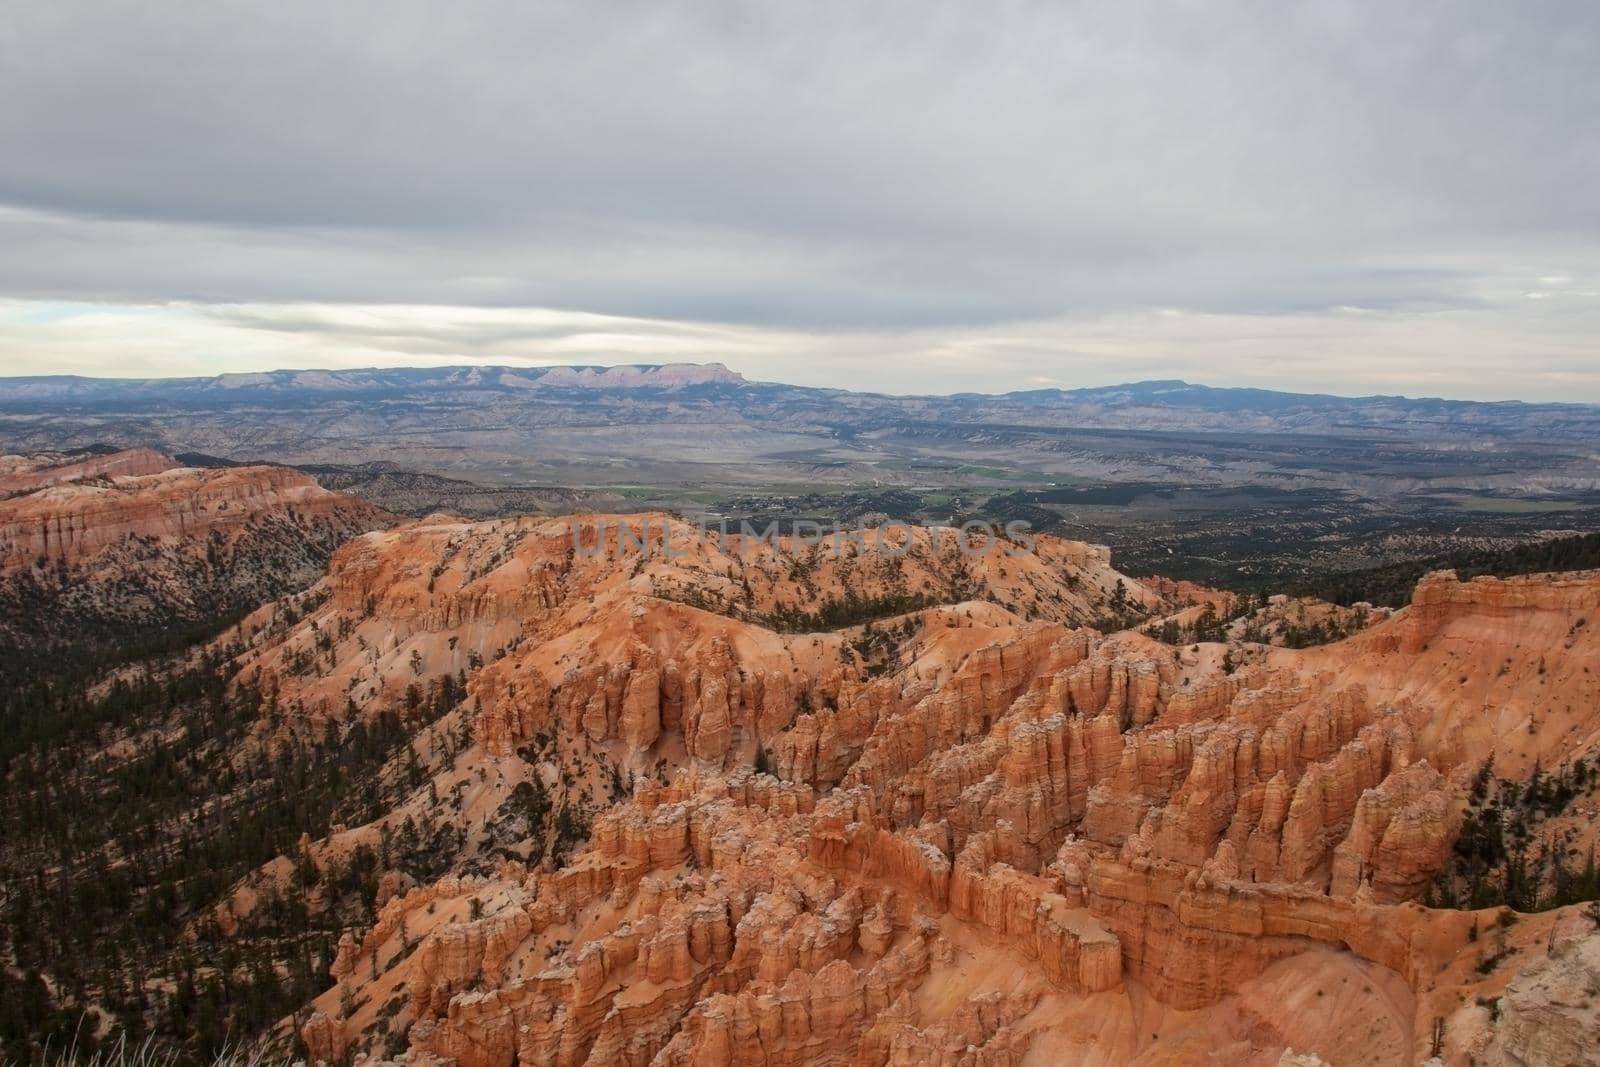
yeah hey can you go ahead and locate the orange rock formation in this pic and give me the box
[0,448,394,676]
[0,452,387,571]
[204,515,1600,1066]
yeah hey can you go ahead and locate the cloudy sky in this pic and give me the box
[1,1,1597,399]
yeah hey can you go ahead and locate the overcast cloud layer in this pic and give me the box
[1,1,1597,399]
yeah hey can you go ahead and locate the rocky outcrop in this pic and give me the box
[1403,569,1600,639]
[0,450,392,680]
[1483,928,1600,1067]
[651,944,934,1067]
[261,520,1600,1066]
[1331,761,1460,903]
[408,905,535,1015]
[949,834,1122,991]
[0,446,177,496]
[0,456,383,571]
[299,1010,347,1065]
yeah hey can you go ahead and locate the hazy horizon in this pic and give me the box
[3,355,1599,407]
[3,3,1597,400]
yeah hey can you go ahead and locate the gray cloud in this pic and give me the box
[0,1,1597,391]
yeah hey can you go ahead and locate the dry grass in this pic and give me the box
[8,1029,275,1067]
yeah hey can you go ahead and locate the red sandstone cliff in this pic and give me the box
[0,446,178,496]
[0,449,393,672]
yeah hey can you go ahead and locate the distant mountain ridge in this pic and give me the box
[0,362,749,409]
[994,377,1598,414]
[3,363,1598,499]
[0,363,1593,413]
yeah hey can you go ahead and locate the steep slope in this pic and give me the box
[1280,570,1600,777]
[192,516,1600,1065]
[0,448,394,685]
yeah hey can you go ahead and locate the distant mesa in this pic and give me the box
[0,361,750,403]
[518,362,746,389]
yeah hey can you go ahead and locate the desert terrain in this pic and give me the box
[2,447,1598,1065]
